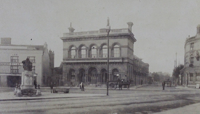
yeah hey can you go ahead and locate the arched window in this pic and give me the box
[102,45,107,58]
[91,46,97,58]
[114,45,120,57]
[81,46,86,58]
[70,47,76,58]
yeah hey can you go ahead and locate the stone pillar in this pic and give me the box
[193,73,196,84]
[76,49,78,58]
[184,73,186,86]
[97,47,99,58]
[86,47,88,58]
[187,73,189,86]
[185,73,188,86]
[75,71,78,85]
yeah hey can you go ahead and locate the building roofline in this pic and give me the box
[60,28,136,42]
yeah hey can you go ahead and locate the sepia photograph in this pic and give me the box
[0,0,200,114]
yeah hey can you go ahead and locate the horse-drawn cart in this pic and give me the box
[109,80,131,90]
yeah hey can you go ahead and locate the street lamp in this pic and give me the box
[106,18,111,96]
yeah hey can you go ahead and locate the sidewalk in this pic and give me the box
[175,86,200,90]
[30,84,148,91]
[0,92,105,101]
[55,84,149,90]
[0,84,149,93]
[0,84,149,101]
[154,103,200,114]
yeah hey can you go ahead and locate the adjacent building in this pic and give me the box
[181,25,200,87]
[60,22,149,86]
[0,38,54,87]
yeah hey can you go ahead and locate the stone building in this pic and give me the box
[60,21,149,86]
[181,25,200,87]
[0,38,54,87]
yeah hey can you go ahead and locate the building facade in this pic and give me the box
[0,38,54,87]
[61,22,149,86]
[181,25,200,87]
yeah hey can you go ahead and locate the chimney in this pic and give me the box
[1,38,11,45]
[68,23,75,33]
[127,22,133,32]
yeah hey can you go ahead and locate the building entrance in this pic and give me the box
[7,76,21,87]
[78,69,85,83]
[88,67,97,84]
[101,69,107,84]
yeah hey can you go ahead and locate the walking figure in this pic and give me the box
[50,82,54,93]
[80,82,84,91]
[162,81,165,90]
[34,80,37,89]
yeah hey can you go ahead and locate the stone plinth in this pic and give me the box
[21,71,34,90]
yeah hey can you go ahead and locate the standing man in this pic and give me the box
[82,82,84,91]
[50,82,54,93]
[34,80,37,89]
[162,81,165,90]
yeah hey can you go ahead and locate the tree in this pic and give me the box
[152,72,160,82]
[172,64,184,86]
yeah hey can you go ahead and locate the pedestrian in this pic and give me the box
[162,81,165,90]
[82,83,84,91]
[141,80,143,85]
[34,80,37,89]
[80,82,82,90]
[50,82,54,93]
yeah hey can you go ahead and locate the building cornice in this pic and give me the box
[184,36,200,48]
[61,28,136,43]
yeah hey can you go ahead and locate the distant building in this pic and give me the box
[51,63,63,86]
[181,25,200,87]
[0,38,54,87]
[60,21,149,86]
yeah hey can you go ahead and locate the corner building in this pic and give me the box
[0,38,54,87]
[61,22,149,86]
[182,25,200,87]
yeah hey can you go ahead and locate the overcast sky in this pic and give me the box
[0,0,200,74]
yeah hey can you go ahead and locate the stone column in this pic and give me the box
[75,72,78,85]
[185,73,188,86]
[76,49,78,58]
[187,73,189,86]
[86,47,88,58]
[97,47,99,58]
[193,73,196,84]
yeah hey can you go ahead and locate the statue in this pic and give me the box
[22,57,32,71]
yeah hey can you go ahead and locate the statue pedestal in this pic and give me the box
[21,71,34,90]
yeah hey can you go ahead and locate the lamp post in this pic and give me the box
[106,18,111,96]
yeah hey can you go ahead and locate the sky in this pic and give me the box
[0,0,200,74]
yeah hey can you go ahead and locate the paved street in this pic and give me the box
[0,85,200,114]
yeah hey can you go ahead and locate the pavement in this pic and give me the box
[154,103,200,114]
[0,84,197,101]
[1,85,200,114]
[43,84,149,90]
[0,91,105,101]
[0,84,150,101]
